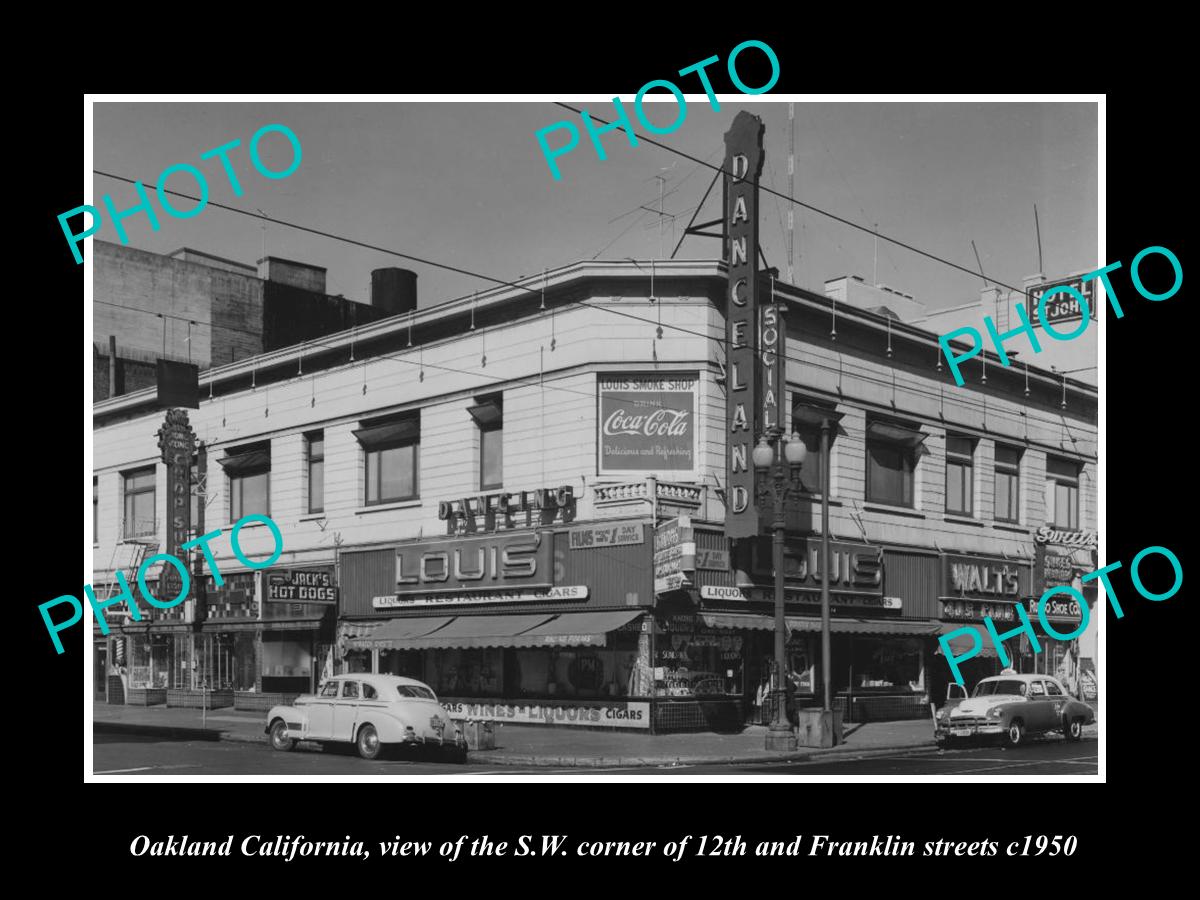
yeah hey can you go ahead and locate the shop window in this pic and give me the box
[866,419,925,508]
[653,618,745,697]
[195,632,255,692]
[306,431,324,514]
[122,466,156,537]
[469,394,503,490]
[1045,455,1080,530]
[945,434,975,517]
[344,649,371,674]
[221,442,271,521]
[262,635,313,691]
[849,638,922,691]
[994,444,1022,523]
[355,412,420,505]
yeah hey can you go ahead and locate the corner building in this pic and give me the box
[93,257,1097,731]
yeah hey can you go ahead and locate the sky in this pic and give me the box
[91,99,1097,314]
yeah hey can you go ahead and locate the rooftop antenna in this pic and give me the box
[1034,203,1045,274]
[873,224,879,286]
[787,103,796,285]
[971,240,990,287]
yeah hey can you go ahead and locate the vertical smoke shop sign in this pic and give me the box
[598,374,697,474]
[724,110,766,539]
[156,409,195,604]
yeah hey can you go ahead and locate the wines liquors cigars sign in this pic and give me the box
[598,374,697,474]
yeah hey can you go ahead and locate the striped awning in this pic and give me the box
[787,617,942,636]
[936,624,1002,659]
[505,610,644,648]
[701,612,775,631]
[390,614,555,650]
[349,616,454,650]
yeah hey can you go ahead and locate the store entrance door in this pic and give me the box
[94,644,107,702]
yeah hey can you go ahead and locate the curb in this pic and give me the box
[471,740,940,768]
[93,721,225,742]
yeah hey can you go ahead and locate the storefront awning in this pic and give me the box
[702,612,775,631]
[935,625,1001,658]
[786,617,942,636]
[505,610,644,647]
[350,616,454,650]
[393,614,556,650]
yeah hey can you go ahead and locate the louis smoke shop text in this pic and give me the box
[91,119,1096,732]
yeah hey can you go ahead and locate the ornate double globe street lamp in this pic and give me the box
[752,430,807,751]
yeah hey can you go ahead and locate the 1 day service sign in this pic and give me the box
[598,374,697,474]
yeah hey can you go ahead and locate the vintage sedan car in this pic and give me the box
[265,674,468,761]
[935,674,1095,749]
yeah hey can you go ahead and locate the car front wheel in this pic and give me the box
[356,724,383,760]
[1065,716,1083,742]
[269,720,295,752]
[1004,720,1025,749]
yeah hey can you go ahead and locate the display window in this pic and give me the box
[653,616,745,697]
[849,638,923,691]
[263,634,313,692]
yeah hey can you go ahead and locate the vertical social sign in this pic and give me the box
[156,409,196,605]
[724,110,765,539]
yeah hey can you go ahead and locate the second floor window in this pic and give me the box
[356,412,420,505]
[790,401,839,496]
[1045,455,1080,530]
[945,435,975,517]
[306,432,325,514]
[123,467,156,538]
[221,443,271,521]
[994,445,1022,523]
[469,394,503,490]
[866,419,924,508]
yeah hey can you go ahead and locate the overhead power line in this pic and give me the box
[89,170,1096,438]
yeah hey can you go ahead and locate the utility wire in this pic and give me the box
[90,171,1096,437]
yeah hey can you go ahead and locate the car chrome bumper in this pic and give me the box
[937,723,1004,737]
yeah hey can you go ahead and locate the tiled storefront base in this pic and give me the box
[126,688,167,706]
[651,699,745,734]
[166,689,234,709]
[234,692,303,712]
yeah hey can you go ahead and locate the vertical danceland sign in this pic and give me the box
[724,111,765,539]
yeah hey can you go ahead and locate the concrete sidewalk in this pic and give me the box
[93,703,941,766]
[92,703,1099,767]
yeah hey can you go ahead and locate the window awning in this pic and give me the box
[701,612,776,631]
[791,404,844,428]
[467,397,503,427]
[353,417,419,449]
[395,614,556,650]
[349,616,454,650]
[935,624,1001,659]
[218,448,271,475]
[505,610,644,648]
[867,420,927,448]
[787,617,942,636]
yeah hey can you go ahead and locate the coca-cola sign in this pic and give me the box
[598,375,696,474]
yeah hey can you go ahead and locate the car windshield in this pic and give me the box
[973,679,1027,697]
[396,685,436,700]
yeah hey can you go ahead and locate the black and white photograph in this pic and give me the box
[77,95,1108,781]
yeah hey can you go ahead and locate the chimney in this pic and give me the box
[371,268,418,316]
[257,256,327,294]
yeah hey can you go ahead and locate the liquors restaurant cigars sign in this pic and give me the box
[598,374,696,474]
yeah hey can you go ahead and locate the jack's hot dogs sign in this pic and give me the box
[598,374,697,474]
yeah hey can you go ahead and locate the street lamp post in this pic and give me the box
[753,430,807,752]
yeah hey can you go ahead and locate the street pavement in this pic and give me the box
[94,730,1097,776]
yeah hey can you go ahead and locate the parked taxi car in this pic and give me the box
[265,674,468,762]
[935,673,1095,749]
